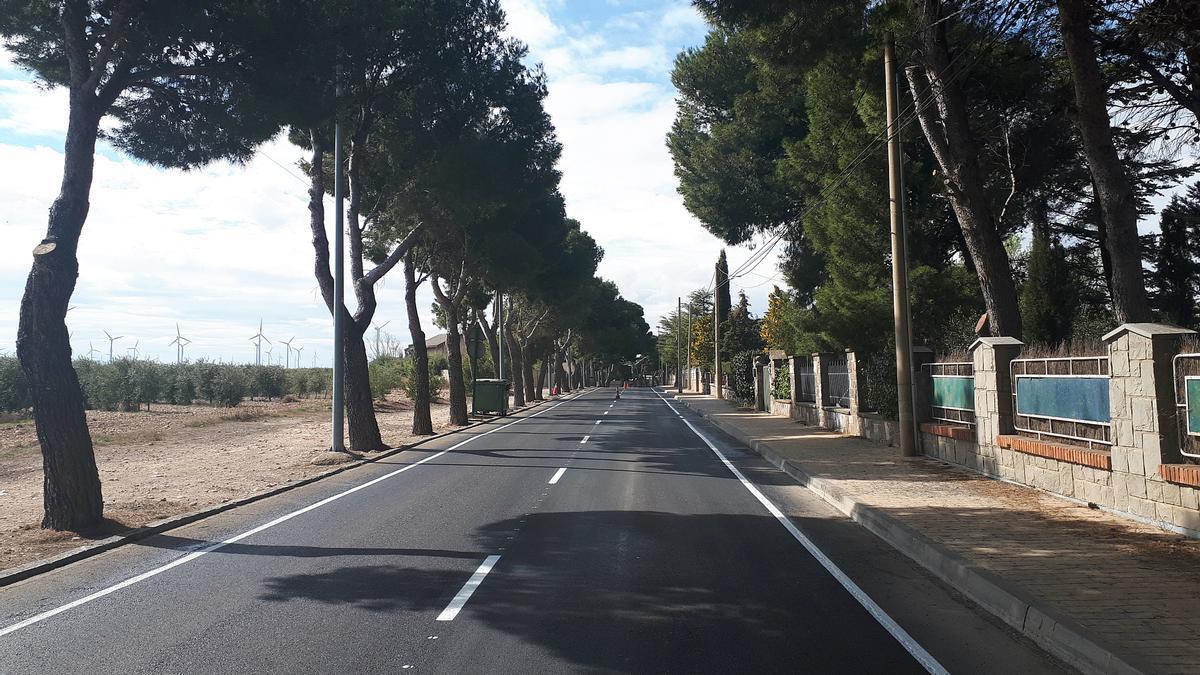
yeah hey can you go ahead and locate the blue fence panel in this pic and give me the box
[1015,376,1110,423]
[1187,378,1200,436]
[932,376,974,411]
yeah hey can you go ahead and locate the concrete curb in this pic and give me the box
[671,393,1148,675]
[0,390,590,589]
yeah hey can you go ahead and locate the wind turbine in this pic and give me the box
[373,320,390,358]
[249,320,271,366]
[104,331,123,362]
[87,342,100,361]
[294,345,304,367]
[265,346,274,366]
[281,336,295,369]
[169,323,191,364]
[126,340,140,360]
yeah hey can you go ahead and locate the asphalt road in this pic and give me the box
[0,387,1069,674]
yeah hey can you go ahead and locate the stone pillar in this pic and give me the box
[753,362,764,411]
[813,352,828,428]
[970,337,1025,460]
[1103,323,1196,479]
[911,346,936,424]
[846,349,863,435]
[788,356,798,403]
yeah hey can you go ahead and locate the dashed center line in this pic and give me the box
[548,467,567,484]
[436,555,501,622]
[594,420,601,425]
[580,435,590,444]
[603,410,609,415]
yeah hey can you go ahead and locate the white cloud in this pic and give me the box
[0,78,67,137]
[501,0,781,325]
[503,0,564,51]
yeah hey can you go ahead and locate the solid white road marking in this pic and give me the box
[548,467,567,484]
[580,435,590,444]
[651,390,948,675]
[0,398,578,639]
[436,554,501,622]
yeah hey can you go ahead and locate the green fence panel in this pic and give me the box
[1187,378,1200,435]
[1015,376,1110,423]
[932,376,974,410]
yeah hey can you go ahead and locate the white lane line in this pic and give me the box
[651,390,948,675]
[436,555,501,622]
[548,467,567,484]
[580,435,590,444]
[594,420,601,425]
[0,399,576,639]
[603,410,609,416]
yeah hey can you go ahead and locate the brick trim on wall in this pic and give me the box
[997,435,1112,470]
[919,422,974,441]
[1160,464,1200,489]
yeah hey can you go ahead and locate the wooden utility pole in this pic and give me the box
[713,292,722,400]
[885,32,917,456]
[686,303,692,391]
[676,296,683,394]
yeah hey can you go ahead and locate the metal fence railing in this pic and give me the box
[1172,352,1200,459]
[924,362,975,426]
[1011,356,1111,447]
[795,358,816,403]
[824,357,851,409]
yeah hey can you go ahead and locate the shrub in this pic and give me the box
[247,365,286,400]
[772,362,790,400]
[731,350,757,402]
[0,357,30,412]
[429,373,446,402]
[398,360,446,402]
[128,360,166,411]
[861,351,898,419]
[368,356,405,399]
[211,366,246,407]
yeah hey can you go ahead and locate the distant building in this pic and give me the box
[422,333,467,360]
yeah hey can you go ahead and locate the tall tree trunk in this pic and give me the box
[554,348,570,393]
[521,343,537,401]
[305,131,383,452]
[343,323,385,451]
[906,0,1022,337]
[1094,190,1115,306]
[1057,0,1151,323]
[506,327,525,407]
[17,94,103,531]
[536,354,548,399]
[404,255,433,435]
[443,306,469,425]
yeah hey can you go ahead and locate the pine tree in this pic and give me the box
[1149,183,1200,328]
[1020,226,1076,346]
[722,291,764,354]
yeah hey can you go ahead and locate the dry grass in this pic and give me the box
[183,408,278,427]
[93,430,165,446]
[1020,338,1107,358]
[935,348,971,363]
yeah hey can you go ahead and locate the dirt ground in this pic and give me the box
[0,395,456,573]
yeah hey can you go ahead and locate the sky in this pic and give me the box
[0,0,786,367]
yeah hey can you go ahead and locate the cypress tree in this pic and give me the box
[1149,183,1200,328]
[1020,225,1076,346]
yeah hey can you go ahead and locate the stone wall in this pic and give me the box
[757,325,1200,538]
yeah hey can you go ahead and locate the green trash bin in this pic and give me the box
[473,379,510,415]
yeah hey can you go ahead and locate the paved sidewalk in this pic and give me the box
[672,392,1200,675]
